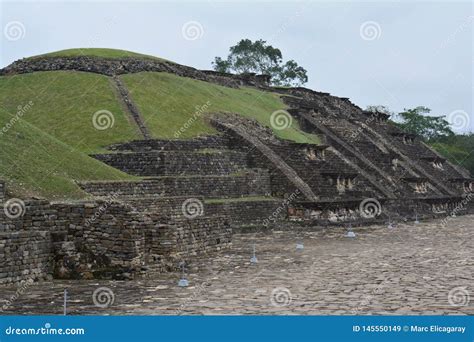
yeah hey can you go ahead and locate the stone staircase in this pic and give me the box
[80,138,285,231]
[276,87,473,221]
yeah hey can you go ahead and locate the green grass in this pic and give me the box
[430,140,474,174]
[32,48,170,62]
[0,109,135,200]
[121,72,321,144]
[0,52,321,199]
[0,71,141,153]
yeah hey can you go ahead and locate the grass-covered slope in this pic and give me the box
[121,72,321,144]
[0,71,141,153]
[0,48,321,199]
[0,71,139,199]
[32,48,169,61]
[0,109,135,200]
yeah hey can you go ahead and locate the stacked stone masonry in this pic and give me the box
[79,171,271,198]
[0,196,233,283]
[92,150,249,176]
[0,180,5,202]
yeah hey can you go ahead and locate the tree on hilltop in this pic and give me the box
[395,106,454,140]
[212,39,308,87]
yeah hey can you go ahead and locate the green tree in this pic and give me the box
[212,39,308,87]
[430,134,474,175]
[395,106,454,140]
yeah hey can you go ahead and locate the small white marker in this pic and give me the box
[250,244,258,264]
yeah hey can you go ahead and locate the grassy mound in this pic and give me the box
[0,49,320,199]
[32,48,170,62]
[121,72,321,144]
[0,71,141,153]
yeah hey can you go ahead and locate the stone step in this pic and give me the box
[91,150,249,176]
[107,136,230,152]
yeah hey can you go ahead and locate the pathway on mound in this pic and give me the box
[111,75,151,139]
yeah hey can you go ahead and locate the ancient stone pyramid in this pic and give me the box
[0,52,472,283]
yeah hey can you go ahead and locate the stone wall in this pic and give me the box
[0,199,57,285]
[0,57,270,88]
[0,180,5,201]
[147,215,232,259]
[0,230,52,285]
[79,170,271,198]
[0,192,234,283]
[93,150,249,176]
[51,201,147,279]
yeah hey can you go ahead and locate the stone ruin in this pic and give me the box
[0,55,472,285]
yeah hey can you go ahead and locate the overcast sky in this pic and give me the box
[1,0,472,132]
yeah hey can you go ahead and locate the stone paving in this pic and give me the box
[1,215,473,315]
